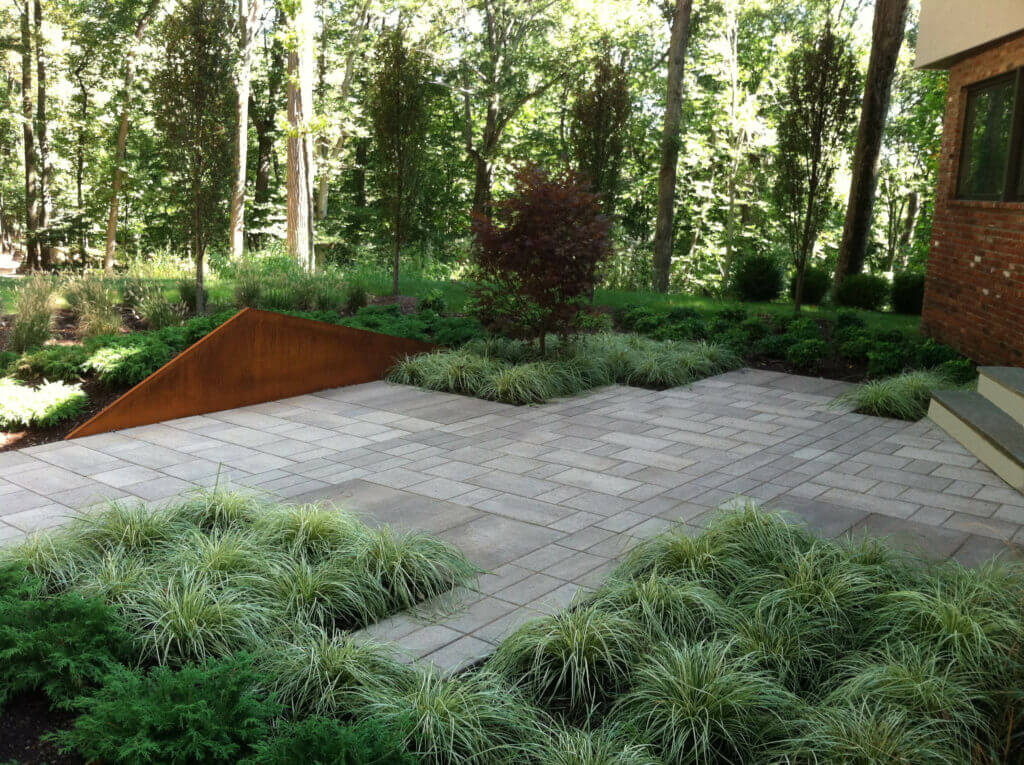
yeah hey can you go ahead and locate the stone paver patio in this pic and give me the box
[2,368,1022,670]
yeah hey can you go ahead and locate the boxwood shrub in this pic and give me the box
[835,274,890,311]
[891,271,926,314]
[789,266,831,305]
[732,254,783,302]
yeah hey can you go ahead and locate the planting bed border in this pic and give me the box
[66,308,434,439]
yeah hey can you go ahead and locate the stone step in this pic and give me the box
[980,366,1024,428]
[929,390,1024,492]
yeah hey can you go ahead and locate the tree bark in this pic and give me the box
[286,0,316,268]
[75,67,88,261]
[104,1,159,271]
[652,0,694,293]
[896,189,918,267]
[34,0,52,267]
[21,0,39,270]
[229,0,262,259]
[833,0,910,289]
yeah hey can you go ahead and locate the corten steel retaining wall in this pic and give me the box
[66,308,434,439]
[922,32,1024,367]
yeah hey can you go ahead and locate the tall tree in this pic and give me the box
[19,0,38,269]
[33,0,52,267]
[284,0,315,268]
[103,0,161,271]
[152,0,236,313]
[249,11,285,246]
[368,26,431,297]
[461,0,571,218]
[569,51,631,217]
[833,0,910,288]
[651,0,694,293]
[773,24,860,312]
[228,0,264,259]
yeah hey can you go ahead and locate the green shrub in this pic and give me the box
[177,278,209,313]
[732,254,783,302]
[0,350,15,375]
[14,345,89,383]
[0,564,130,707]
[866,341,906,377]
[120,275,152,309]
[0,378,89,429]
[753,333,791,358]
[835,273,889,311]
[789,265,831,305]
[344,281,370,314]
[54,655,279,764]
[786,339,828,371]
[831,369,959,420]
[891,271,926,314]
[138,290,187,330]
[491,604,646,720]
[837,332,872,364]
[82,334,176,386]
[612,640,798,764]
[9,273,55,352]
[246,716,417,765]
[937,358,976,385]
[417,290,446,314]
[911,338,962,369]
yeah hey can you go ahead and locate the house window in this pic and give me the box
[957,70,1024,201]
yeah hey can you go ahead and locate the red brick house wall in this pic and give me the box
[922,32,1024,367]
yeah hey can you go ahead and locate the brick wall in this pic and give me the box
[922,32,1024,367]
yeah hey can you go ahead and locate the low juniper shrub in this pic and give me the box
[245,715,418,765]
[786,339,829,372]
[54,654,280,765]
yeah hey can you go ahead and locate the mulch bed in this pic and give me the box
[0,693,84,765]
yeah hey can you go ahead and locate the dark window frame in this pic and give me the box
[956,68,1024,202]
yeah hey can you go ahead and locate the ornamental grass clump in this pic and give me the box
[593,573,728,642]
[259,627,415,717]
[352,668,546,765]
[9,272,55,352]
[490,603,646,720]
[831,368,966,421]
[612,640,800,764]
[536,725,660,765]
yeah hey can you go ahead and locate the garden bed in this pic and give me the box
[2,502,1022,763]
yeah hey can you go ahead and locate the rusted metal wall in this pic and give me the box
[67,308,434,439]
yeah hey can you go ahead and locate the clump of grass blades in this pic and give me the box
[490,603,647,720]
[824,641,992,757]
[74,548,148,604]
[352,668,546,765]
[2,531,93,593]
[75,501,186,554]
[259,626,414,717]
[63,274,123,338]
[122,569,273,664]
[253,503,365,558]
[537,725,660,765]
[9,273,55,353]
[701,503,817,578]
[352,526,479,611]
[593,573,728,643]
[614,528,743,595]
[831,369,964,421]
[165,527,273,581]
[789,704,970,765]
[612,640,799,764]
[262,556,387,629]
[387,349,505,395]
[477,361,576,404]
[164,487,263,531]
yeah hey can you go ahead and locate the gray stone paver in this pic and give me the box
[1,368,1022,671]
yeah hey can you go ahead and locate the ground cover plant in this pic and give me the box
[831,368,969,421]
[388,333,743,404]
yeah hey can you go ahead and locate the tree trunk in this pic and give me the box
[193,185,206,315]
[34,0,52,267]
[471,156,492,218]
[392,228,400,297]
[21,0,39,270]
[230,0,263,259]
[76,76,87,261]
[285,0,315,268]
[652,0,694,293]
[833,0,910,289]
[896,189,918,268]
[104,1,158,271]
[253,117,274,204]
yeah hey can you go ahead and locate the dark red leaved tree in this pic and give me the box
[471,167,613,353]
